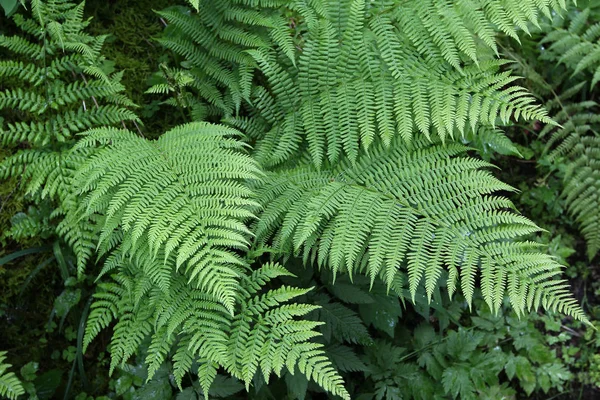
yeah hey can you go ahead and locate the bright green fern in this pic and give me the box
[72,122,349,399]
[227,0,555,169]
[255,137,588,321]
[0,0,140,273]
[0,352,25,400]
[1,1,593,398]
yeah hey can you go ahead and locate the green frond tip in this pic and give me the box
[541,7,600,87]
[187,0,200,10]
[0,352,25,400]
[255,137,588,324]
[71,122,262,313]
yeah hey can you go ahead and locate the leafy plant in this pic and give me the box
[1,0,597,399]
[0,351,25,400]
[506,1,600,260]
[0,0,139,241]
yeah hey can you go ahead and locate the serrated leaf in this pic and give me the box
[442,366,473,399]
[317,302,372,345]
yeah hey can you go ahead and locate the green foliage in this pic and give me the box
[541,98,600,260]
[540,3,600,86]
[152,0,303,118]
[162,0,559,167]
[0,0,21,17]
[255,137,586,321]
[0,0,139,210]
[506,1,600,261]
[2,0,599,399]
[72,123,348,399]
[237,17,552,169]
[350,297,577,400]
[0,351,25,400]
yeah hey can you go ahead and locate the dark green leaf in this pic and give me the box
[208,375,244,398]
[34,369,63,400]
[359,292,402,338]
[132,378,172,400]
[285,371,308,400]
[442,366,473,399]
[0,0,18,17]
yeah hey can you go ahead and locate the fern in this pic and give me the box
[540,5,600,86]
[154,1,566,168]
[1,1,592,398]
[511,4,600,260]
[0,0,139,265]
[540,97,600,260]
[254,137,587,321]
[226,1,554,169]
[154,1,305,117]
[0,352,25,400]
[73,123,349,399]
[312,294,373,345]
[0,0,139,200]
[0,0,138,145]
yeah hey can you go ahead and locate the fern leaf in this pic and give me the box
[255,138,587,322]
[542,101,600,259]
[72,122,260,312]
[0,352,25,400]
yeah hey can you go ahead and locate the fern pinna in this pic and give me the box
[0,352,24,400]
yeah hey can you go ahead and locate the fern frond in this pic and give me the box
[541,7,600,86]
[0,0,139,205]
[255,138,587,322]
[312,295,372,345]
[72,122,260,311]
[542,100,600,259]
[85,262,350,399]
[241,12,553,168]
[0,352,25,400]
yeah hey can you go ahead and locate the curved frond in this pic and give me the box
[236,8,553,168]
[84,263,350,400]
[255,138,587,322]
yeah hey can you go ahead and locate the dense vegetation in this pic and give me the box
[1,0,600,399]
